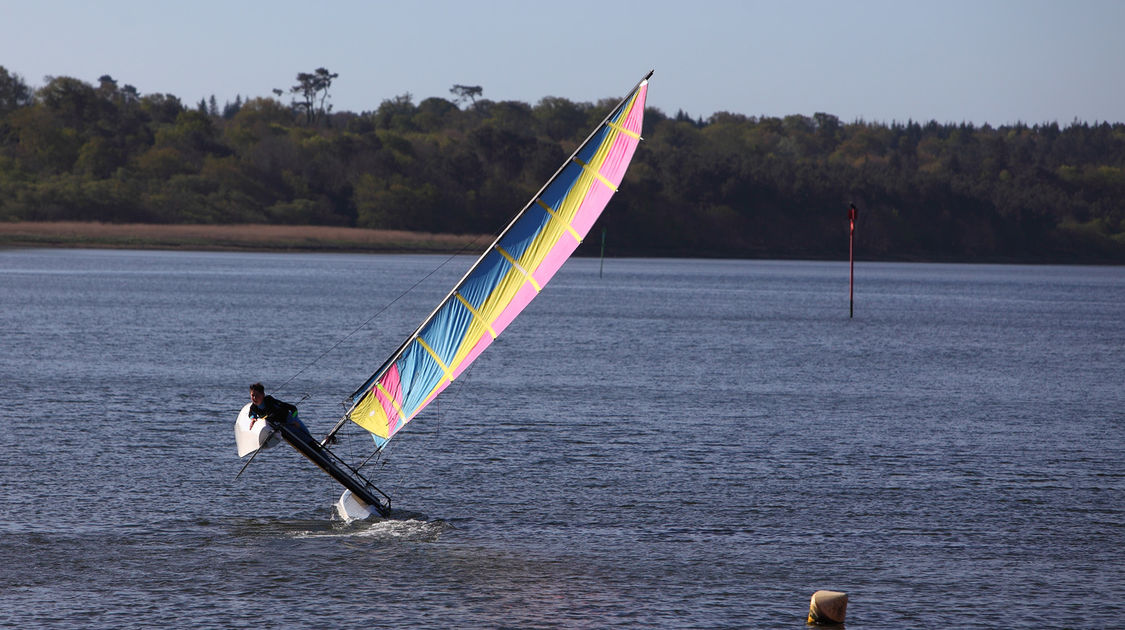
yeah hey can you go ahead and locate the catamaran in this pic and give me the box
[235,71,652,519]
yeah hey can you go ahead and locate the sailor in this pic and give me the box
[248,382,315,443]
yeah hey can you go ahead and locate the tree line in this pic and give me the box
[1,65,1123,262]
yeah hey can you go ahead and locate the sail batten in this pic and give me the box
[346,73,651,447]
[573,156,619,192]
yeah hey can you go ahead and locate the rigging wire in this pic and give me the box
[274,230,501,398]
[261,231,500,496]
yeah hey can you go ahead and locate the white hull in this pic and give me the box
[234,402,280,457]
[336,490,376,520]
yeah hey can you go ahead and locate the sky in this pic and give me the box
[2,0,1123,126]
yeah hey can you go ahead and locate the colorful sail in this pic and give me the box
[346,71,651,448]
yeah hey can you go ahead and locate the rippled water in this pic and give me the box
[1,249,1122,628]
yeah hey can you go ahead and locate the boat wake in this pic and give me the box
[291,512,453,542]
[349,517,452,542]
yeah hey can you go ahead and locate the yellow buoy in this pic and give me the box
[807,590,848,624]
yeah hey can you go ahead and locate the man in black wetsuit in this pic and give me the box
[248,382,315,443]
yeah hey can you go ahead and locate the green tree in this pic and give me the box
[372,93,416,131]
[5,106,82,173]
[140,93,184,124]
[0,66,32,115]
[449,84,482,106]
[37,76,103,129]
[533,96,587,141]
[291,67,338,125]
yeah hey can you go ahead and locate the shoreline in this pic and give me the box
[2,221,1121,265]
[0,221,490,254]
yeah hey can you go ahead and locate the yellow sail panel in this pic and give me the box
[351,388,392,438]
[447,254,535,370]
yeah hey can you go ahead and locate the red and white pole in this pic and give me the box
[848,203,857,318]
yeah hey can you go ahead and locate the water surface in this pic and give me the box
[1,249,1122,628]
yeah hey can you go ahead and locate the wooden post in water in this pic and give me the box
[848,203,857,318]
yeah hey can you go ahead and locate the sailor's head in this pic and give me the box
[249,382,265,406]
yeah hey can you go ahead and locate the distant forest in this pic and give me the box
[1,65,1123,262]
